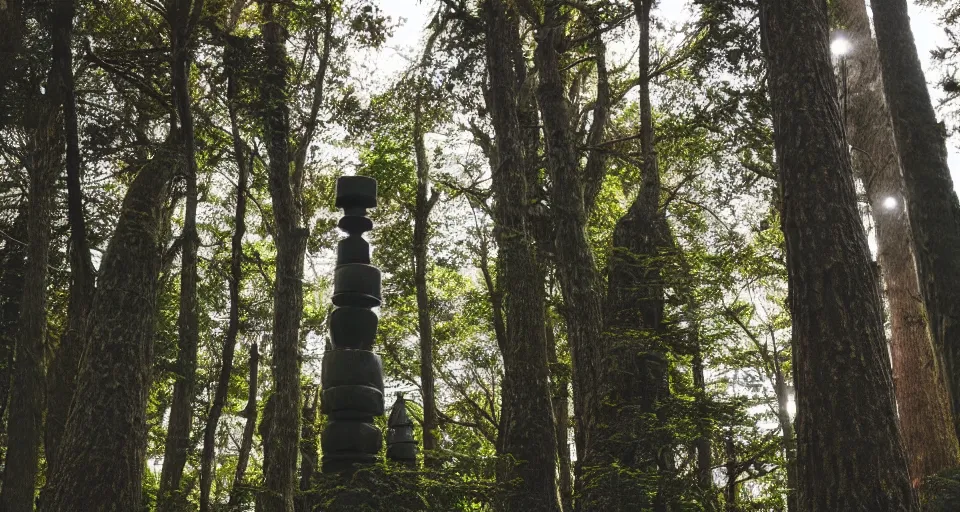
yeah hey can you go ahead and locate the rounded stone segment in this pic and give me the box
[337,235,371,265]
[386,427,416,444]
[322,420,382,454]
[386,443,418,461]
[329,306,378,350]
[335,176,377,210]
[322,385,385,417]
[333,264,382,308]
[338,215,374,236]
[321,350,384,389]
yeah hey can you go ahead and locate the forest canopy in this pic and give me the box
[2,0,960,511]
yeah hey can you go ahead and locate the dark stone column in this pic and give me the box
[321,176,385,473]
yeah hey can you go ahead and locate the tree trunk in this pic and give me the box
[834,0,960,483]
[547,316,573,512]
[47,135,180,511]
[44,0,97,487]
[723,433,738,512]
[259,3,308,510]
[772,351,798,512]
[158,1,205,507]
[482,2,562,510]
[296,387,319,512]
[228,342,261,509]
[758,0,917,509]
[413,78,439,460]
[199,41,249,511]
[691,323,715,509]
[870,0,960,444]
[533,6,606,486]
[579,2,674,510]
[0,210,27,467]
[0,80,60,512]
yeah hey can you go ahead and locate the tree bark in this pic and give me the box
[259,3,308,510]
[546,315,573,512]
[44,0,97,487]
[834,0,960,484]
[533,6,606,485]
[158,0,205,507]
[228,342,261,509]
[296,387,319,512]
[0,0,28,470]
[772,348,798,512]
[578,2,674,509]
[482,2,562,510]
[870,0,960,444]
[723,433,738,512]
[691,322,715,509]
[759,0,917,509]
[47,135,180,511]
[413,73,439,460]
[0,210,27,466]
[0,79,60,512]
[199,40,249,511]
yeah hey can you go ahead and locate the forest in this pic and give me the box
[3,0,960,510]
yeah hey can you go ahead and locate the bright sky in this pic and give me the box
[372,0,960,189]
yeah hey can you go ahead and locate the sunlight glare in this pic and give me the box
[831,37,852,57]
[883,196,898,210]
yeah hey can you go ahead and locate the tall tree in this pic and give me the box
[44,0,98,486]
[870,0,960,443]
[198,31,250,512]
[0,65,60,512]
[413,28,442,460]
[0,211,27,463]
[482,1,562,510]
[297,387,319,512]
[579,1,677,508]
[546,313,573,512]
[834,0,960,483]
[758,0,917,509]
[259,2,309,509]
[47,133,181,509]
[228,342,261,509]
[157,0,206,506]
[689,315,717,510]
[532,3,608,487]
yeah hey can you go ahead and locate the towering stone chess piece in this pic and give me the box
[321,176,385,473]
[386,393,418,467]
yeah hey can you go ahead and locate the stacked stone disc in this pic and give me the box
[321,176,385,473]
[386,393,418,467]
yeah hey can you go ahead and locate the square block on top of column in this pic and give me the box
[336,176,377,209]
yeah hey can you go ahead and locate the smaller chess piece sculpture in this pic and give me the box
[386,393,418,467]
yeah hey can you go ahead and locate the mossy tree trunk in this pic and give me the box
[158,0,205,507]
[870,0,960,444]
[47,136,180,511]
[259,3,309,510]
[835,0,960,483]
[759,0,917,508]
[482,1,562,510]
